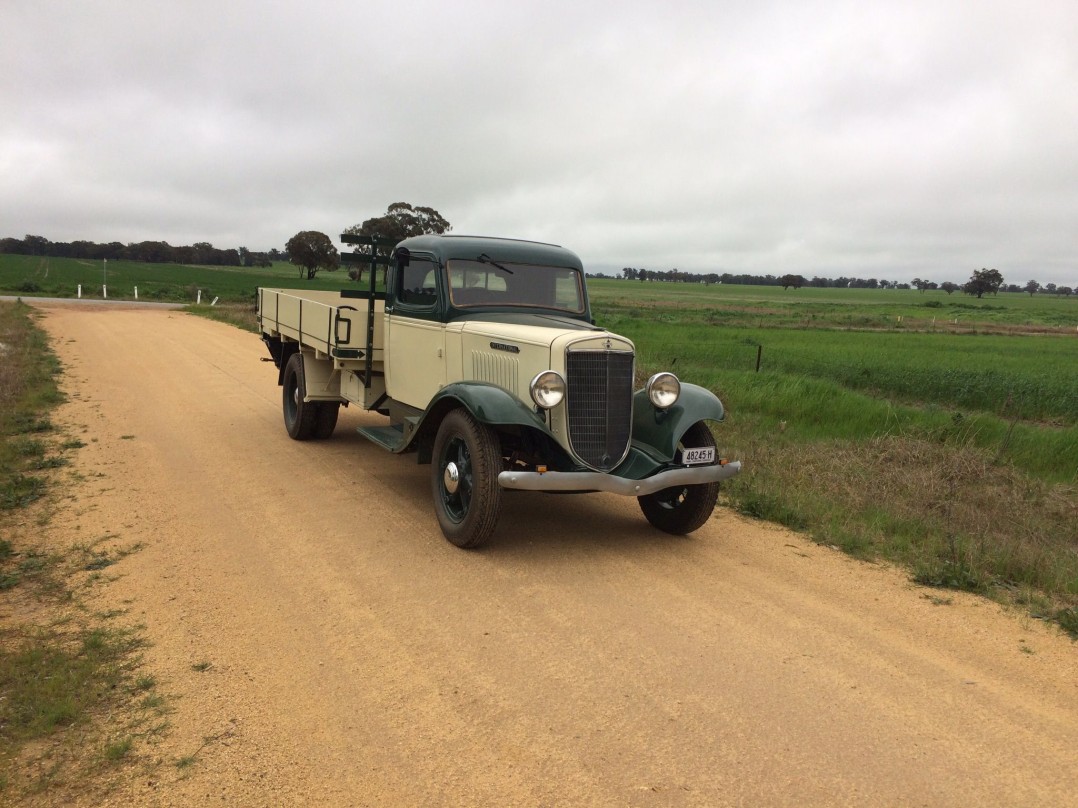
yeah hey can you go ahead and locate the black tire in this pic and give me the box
[431,409,503,548]
[638,421,720,535]
[282,353,317,440]
[313,402,340,439]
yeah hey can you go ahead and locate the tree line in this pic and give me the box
[0,234,283,268]
[4,218,1072,297]
[609,266,1072,297]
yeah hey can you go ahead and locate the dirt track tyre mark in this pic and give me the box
[431,408,502,549]
[638,421,720,535]
[283,353,318,440]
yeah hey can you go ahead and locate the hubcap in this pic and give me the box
[440,437,472,523]
[443,461,460,494]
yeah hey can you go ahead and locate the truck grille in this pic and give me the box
[565,350,634,470]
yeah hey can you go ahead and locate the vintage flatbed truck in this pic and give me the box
[258,233,741,548]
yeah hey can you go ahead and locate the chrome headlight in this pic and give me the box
[647,372,680,409]
[530,370,566,409]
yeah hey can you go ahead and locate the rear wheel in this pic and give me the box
[313,402,340,439]
[282,353,317,440]
[431,409,502,548]
[638,421,720,535]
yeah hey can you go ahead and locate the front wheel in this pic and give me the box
[638,421,720,535]
[431,409,502,548]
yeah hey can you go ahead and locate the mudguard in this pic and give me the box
[428,382,553,433]
[399,382,560,462]
[629,383,726,463]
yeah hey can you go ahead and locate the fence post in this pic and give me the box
[755,345,763,372]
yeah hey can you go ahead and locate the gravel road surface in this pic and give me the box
[32,303,1078,807]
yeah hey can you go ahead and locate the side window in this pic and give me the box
[398,256,438,307]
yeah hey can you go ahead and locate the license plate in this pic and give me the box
[681,446,716,465]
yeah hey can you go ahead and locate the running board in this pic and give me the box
[357,424,404,452]
[358,416,421,453]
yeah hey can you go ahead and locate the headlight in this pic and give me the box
[647,372,680,409]
[530,370,566,409]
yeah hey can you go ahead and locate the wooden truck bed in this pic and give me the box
[257,288,385,362]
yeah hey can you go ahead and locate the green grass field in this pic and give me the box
[0,253,359,302]
[590,277,1078,330]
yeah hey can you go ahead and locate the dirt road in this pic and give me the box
[34,304,1078,806]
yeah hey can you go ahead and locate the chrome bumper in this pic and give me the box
[498,461,742,496]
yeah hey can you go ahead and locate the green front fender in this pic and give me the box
[429,382,553,433]
[407,382,559,462]
[630,383,726,463]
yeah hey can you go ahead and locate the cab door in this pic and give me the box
[384,253,446,410]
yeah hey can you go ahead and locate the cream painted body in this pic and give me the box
[258,287,633,455]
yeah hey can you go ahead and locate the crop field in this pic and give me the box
[589,277,1078,331]
[3,254,1076,631]
[0,254,357,302]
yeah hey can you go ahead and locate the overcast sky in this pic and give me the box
[3,0,1076,284]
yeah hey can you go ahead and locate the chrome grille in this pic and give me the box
[565,350,634,470]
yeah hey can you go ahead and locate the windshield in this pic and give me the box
[446,260,585,313]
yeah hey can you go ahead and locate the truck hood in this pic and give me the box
[452,311,600,332]
[455,314,602,350]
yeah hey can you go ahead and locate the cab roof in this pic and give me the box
[396,234,584,270]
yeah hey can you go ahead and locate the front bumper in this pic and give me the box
[498,460,742,496]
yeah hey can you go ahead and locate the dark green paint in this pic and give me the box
[630,383,726,461]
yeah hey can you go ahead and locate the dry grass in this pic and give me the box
[184,302,258,333]
[726,429,1078,632]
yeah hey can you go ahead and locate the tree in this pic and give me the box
[23,235,50,256]
[963,268,1003,299]
[779,274,807,290]
[343,202,451,250]
[286,231,339,279]
[343,202,451,281]
[1024,280,1040,296]
[940,281,959,295]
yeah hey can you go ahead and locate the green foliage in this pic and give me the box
[964,267,1004,298]
[0,302,63,513]
[343,201,451,250]
[285,230,340,280]
[0,625,138,743]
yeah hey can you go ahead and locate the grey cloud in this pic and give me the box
[2,0,1076,285]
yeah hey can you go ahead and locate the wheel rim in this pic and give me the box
[439,436,472,523]
[285,373,299,424]
[654,486,689,510]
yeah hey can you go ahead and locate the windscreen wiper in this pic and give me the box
[477,253,514,274]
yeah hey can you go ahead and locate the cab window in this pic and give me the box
[397,256,438,307]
